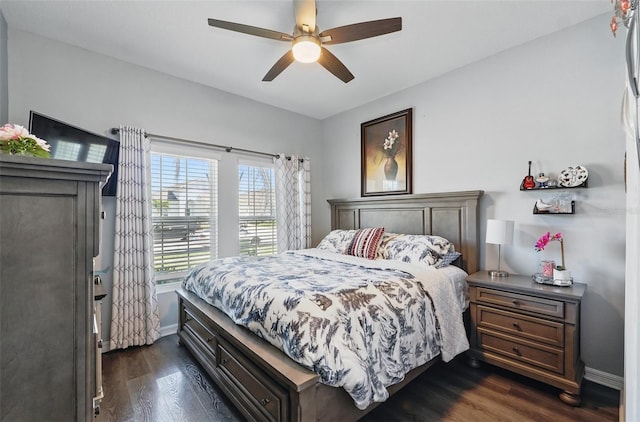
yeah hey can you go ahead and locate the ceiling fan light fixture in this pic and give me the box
[292,35,321,63]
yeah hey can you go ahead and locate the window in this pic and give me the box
[238,162,277,256]
[150,151,218,283]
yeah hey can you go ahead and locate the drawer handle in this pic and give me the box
[206,337,213,343]
[512,346,522,356]
[260,398,271,406]
[512,300,521,307]
[221,358,228,365]
[512,322,521,330]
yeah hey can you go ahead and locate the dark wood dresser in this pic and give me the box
[0,155,111,421]
[466,271,586,405]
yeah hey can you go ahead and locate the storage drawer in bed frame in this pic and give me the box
[217,338,289,421]
[177,290,323,422]
[178,296,291,421]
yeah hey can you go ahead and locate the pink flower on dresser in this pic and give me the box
[535,231,565,269]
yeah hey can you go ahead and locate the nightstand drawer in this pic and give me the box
[476,287,564,318]
[477,305,564,347]
[478,328,564,374]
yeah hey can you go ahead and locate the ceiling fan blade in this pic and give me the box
[208,18,292,41]
[319,17,402,45]
[293,0,316,33]
[317,47,354,83]
[262,50,296,81]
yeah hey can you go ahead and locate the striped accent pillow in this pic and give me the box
[345,227,385,260]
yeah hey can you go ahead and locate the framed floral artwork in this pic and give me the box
[361,108,413,196]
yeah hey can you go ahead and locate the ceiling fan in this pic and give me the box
[207,0,402,83]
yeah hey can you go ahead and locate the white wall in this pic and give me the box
[7,29,324,343]
[0,11,8,124]
[320,15,626,379]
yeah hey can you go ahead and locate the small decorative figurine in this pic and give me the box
[536,173,549,188]
[522,161,536,189]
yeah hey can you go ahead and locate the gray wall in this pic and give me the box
[6,28,324,344]
[319,15,625,378]
[0,10,8,124]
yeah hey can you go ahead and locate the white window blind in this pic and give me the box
[238,162,277,256]
[150,152,218,281]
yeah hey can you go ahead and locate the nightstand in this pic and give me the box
[466,271,587,405]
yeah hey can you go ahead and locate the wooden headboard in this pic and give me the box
[327,190,484,274]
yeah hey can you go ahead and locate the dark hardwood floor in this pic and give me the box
[97,335,619,422]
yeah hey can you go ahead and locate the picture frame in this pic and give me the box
[361,108,413,196]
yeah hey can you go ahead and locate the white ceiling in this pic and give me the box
[1,1,611,120]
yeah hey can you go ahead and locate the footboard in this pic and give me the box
[177,288,319,422]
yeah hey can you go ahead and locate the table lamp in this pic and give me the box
[486,219,514,278]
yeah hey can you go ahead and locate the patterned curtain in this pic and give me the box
[110,126,160,349]
[275,154,311,252]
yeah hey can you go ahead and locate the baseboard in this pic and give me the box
[585,366,623,391]
[160,323,179,338]
[101,323,179,354]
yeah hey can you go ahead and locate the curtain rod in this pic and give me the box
[110,127,280,160]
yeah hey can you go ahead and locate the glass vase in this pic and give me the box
[539,260,555,277]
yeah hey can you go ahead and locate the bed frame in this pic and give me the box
[177,190,483,422]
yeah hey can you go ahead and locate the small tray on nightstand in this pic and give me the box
[533,273,573,287]
[533,273,554,285]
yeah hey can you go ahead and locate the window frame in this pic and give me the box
[238,158,278,257]
[150,141,220,286]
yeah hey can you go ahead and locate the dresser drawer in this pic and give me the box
[476,287,564,318]
[217,340,288,422]
[477,305,564,347]
[478,328,564,374]
[184,307,217,353]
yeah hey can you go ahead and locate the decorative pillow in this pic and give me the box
[344,227,385,260]
[376,232,400,259]
[435,250,462,269]
[380,233,454,267]
[316,229,358,254]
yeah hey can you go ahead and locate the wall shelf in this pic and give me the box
[520,179,588,191]
[520,164,588,215]
[533,200,575,215]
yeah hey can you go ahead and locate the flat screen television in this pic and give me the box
[29,111,120,196]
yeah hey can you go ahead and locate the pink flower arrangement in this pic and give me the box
[535,231,565,269]
[0,124,51,157]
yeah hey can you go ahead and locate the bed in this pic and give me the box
[176,190,483,422]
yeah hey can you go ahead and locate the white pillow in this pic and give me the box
[379,233,454,267]
[316,229,358,254]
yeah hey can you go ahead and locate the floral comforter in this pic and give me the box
[183,248,469,410]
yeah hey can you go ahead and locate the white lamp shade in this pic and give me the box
[486,219,514,245]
